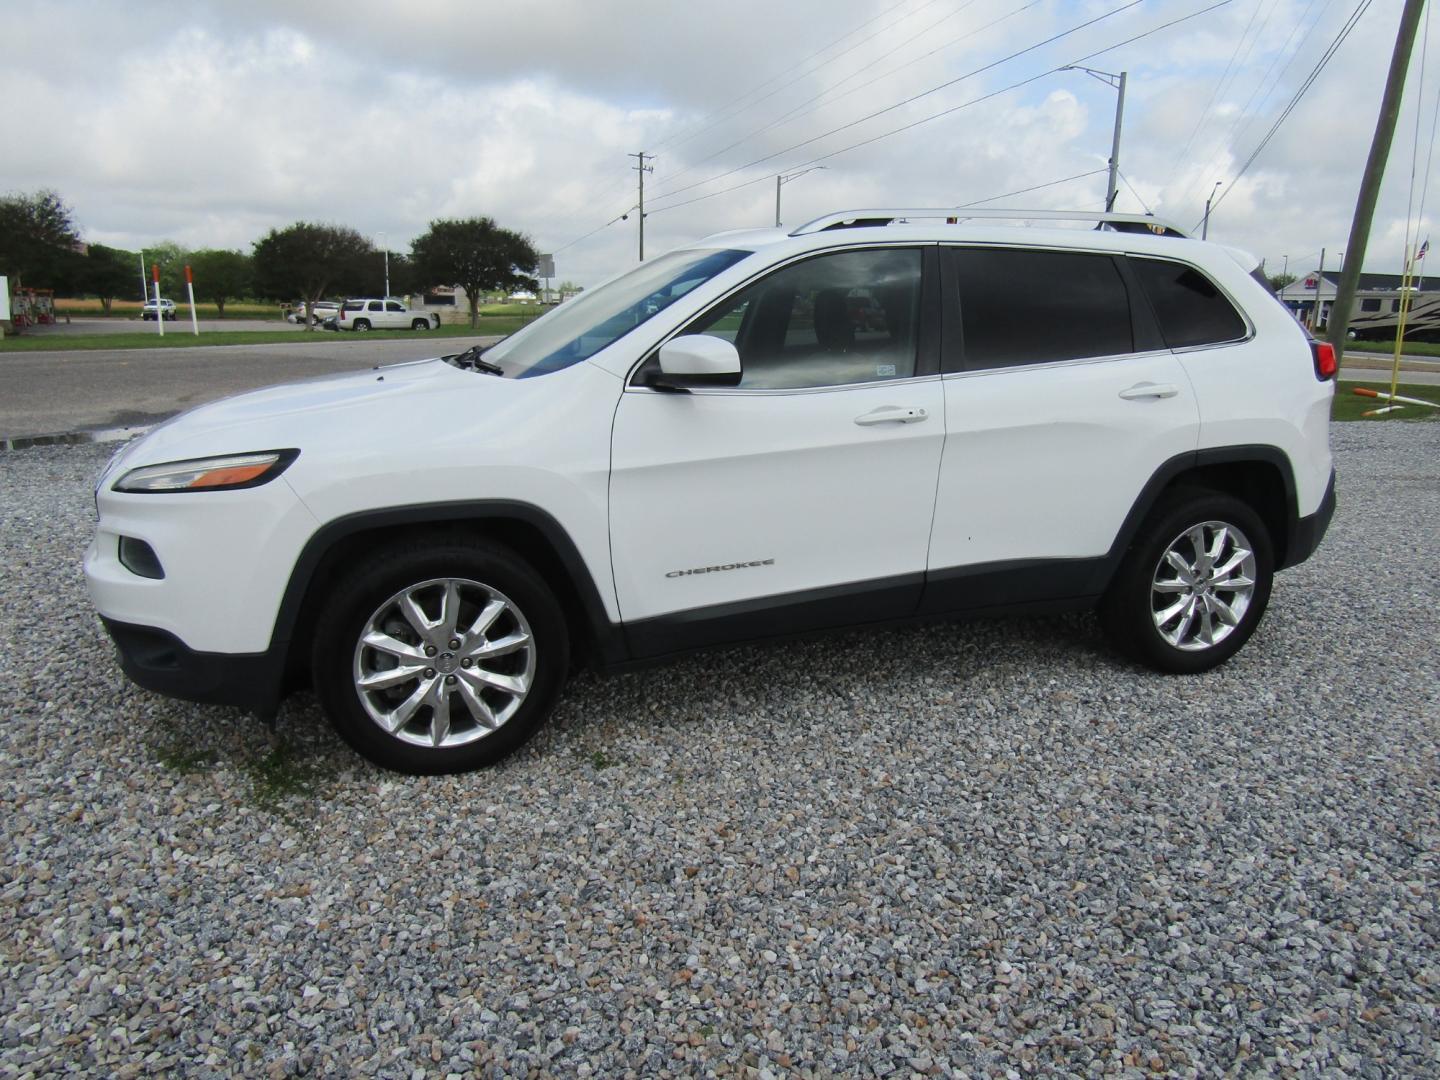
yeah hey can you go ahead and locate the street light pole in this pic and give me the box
[1202,181,1223,240]
[774,166,828,228]
[1062,66,1126,211]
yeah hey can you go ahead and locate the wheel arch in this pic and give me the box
[273,501,623,691]
[1094,446,1300,595]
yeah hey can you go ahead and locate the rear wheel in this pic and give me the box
[1100,489,1273,673]
[312,538,569,773]
[353,319,371,332]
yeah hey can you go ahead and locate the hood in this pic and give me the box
[106,357,491,474]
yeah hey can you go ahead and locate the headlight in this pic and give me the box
[113,450,299,493]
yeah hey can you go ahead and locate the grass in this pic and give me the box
[0,319,531,352]
[1332,381,1440,421]
[1342,339,1440,358]
[243,736,330,810]
[56,298,284,320]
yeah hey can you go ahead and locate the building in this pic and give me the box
[1277,270,1440,340]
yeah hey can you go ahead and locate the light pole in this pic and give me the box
[1061,66,1126,211]
[377,232,390,298]
[775,166,828,228]
[1202,181,1223,240]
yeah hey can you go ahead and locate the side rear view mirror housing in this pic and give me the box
[649,335,742,392]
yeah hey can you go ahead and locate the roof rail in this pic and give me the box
[788,208,1190,238]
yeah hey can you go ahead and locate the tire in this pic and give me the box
[411,319,429,331]
[311,537,569,774]
[353,319,371,332]
[1099,489,1273,674]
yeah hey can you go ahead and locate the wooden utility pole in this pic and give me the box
[1328,0,1427,358]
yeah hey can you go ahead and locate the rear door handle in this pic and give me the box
[1118,382,1179,400]
[855,405,929,426]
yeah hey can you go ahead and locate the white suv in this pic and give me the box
[85,209,1336,774]
[334,298,439,331]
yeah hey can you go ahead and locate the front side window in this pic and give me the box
[952,247,1134,370]
[385,301,404,312]
[681,247,923,389]
[483,248,751,379]
[1130,257,1247,348]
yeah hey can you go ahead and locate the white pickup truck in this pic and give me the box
[334,299,440,332]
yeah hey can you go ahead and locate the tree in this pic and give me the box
[0,189,81,289]
[188,249,253,317]
[252,223,373,330]
[82,244,142,314]
[411,217,539,328]
[144,240,189,299]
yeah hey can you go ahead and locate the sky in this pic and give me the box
[3,0,1436,288]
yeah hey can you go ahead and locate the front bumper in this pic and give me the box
[100,617,286,717]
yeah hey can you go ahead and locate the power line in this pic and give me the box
[646,0,1149,211]
[1201,0,1373,226]
[646,2,1232,220]
[958,168,1109,207]
[645,0,995,201]
[1117,169,1154,214]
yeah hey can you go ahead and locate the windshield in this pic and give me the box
[483,248,751,378]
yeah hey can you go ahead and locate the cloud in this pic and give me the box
[3,0,1433,284]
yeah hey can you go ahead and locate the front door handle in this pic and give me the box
[855,405,929,426]
[1118,382,1179,401]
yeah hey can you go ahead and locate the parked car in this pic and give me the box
[286,301,340,325]
[141,299,177,321]
[86,208,1336,775]
[334,299,439,331]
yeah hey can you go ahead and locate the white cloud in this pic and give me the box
[3,0,1435,284]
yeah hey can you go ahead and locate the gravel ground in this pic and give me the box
[1,424,1437,1078]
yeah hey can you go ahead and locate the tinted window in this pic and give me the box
[1130,258,1246,348]
[952,248,1133,369]
[1393,299,1403,313]
[385,301,404,312]
[368,301,384,312]
[682,248,922,389]
[1361,298,1382,312]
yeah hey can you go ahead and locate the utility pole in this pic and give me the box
[1328,0,1427,358]
[1202,181,1222,240]
[1313,248,1326,331]
[1062,66,1126,211]
[630,152,654,261]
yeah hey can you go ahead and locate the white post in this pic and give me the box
[152,263,164,337]
[185,264,199,335]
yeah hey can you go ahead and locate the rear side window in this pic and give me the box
[1130,258,1247,348]
[952,248,1133,369]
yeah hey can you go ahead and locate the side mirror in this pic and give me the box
[650,335,742,391]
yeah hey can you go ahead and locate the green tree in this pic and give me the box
[187,249,253,318]
[252,223,373,330]
[142,240,189,299]
[82,244,142,314]
[0,189,81,289]
[411,217,538,328]
[1267,272,1298,294]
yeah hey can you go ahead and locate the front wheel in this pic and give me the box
[1100,490,1274,674]
[411,318,430,331]
[312,538,569,773]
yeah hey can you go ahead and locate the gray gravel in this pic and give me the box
[2,423,1438,1078]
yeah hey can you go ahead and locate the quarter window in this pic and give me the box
[682,248,923,389]
[1130,258,1247,348]
[951,248,1133,369]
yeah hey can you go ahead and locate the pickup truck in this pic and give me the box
[334,299,440,332]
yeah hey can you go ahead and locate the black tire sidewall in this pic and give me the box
[1102,491,1274,674]
[312,540,569,774]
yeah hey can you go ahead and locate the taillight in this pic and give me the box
[1311,340,1337,381]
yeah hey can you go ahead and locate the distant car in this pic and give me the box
[287,301,341,325]
[141,299,177,321]
[334,299,440,332]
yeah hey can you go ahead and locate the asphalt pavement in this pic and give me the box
[0,336,497,444]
